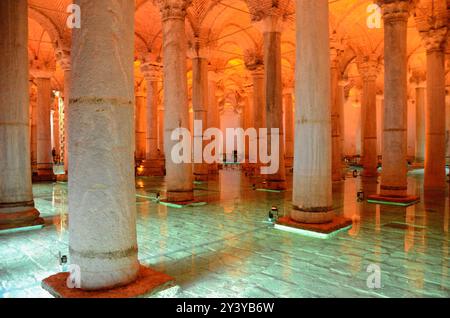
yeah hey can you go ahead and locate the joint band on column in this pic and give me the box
[69,246,138,260]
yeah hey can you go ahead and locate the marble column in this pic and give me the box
[208,70,220,174]
[331,59,343,181]
[375,1,415,200]
[52,98,60,161]
[0,0,43,230]
[159,0,193,202]
[30,88,38,173]
[56,49,71,177]
[359,58,379,177]
[249,65,265,175]
[158,104,165,157]
[135,88,146,161]
[261,16,286,190]
[141,62,164,176]
[68,0,139,290]
[412,78,426,164]
[34,74,55,179]
[283,88,294,172]
[292,0,334,223]
[191,46,209,181]
[423,28,448,189]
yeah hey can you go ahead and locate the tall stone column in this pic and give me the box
[52,98,60,161]
[135,86,146,161]
[30,87,38,173]
[422,28,448,189]
[283,87,294,172]
[158,104,165,157]
[33,73,55,180]
[68,0,139,290]
[56,48,71,178]
[208,70,220,175]
[359,57,379,177]
[141,62,165,176]
[260,15,286,190]
[330,56,343,182]
[291,0,334,223]
[191,38,209,182]
[410,71,426,164]
[159,0,193,202]
[370,0,417,202]
[249,65,265,175]
[0,0,43,230]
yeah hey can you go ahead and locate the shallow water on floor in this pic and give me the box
[0,168,449,298]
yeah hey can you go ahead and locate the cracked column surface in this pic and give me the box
[291,0,334,224]
[69,0,139,290]
[160,0,193,202]
[0,0,43,231]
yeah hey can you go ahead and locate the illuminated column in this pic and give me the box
[330,51,343,182]
[68,0,139,289]
[56,48,71,177]
[141,62,164,176]
[246,63,265,175]
[422,28,448,189]
[33,72,55,180]
[373,1,416,200]
[359,56,379,177]
[410,71,426,164]
[283,86,294,172]
[0,0,43,230]
[52,98,60,160]
[260,14,286,190]
[191,37,209,181]
[30,88,38,173]
[158,104,165,157]
[159,0,193,202]
[135,86,146,161]
[208,70,220,174]
[292,0,334,223]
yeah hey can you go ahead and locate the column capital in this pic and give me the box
[188,35,210,59]
[244,49,264,75]
[253,12,285,34]
[30,59,55,79]
[140,62,163,82]
[358,55,380,82]
[154,0,191,21]
[55,47,71,72]
[409,69,426,88]
[376,0,412,22]
[420,27,448,53]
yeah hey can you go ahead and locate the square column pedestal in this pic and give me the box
[138,158,165,177]
[367,194,420,207]
[41,265,176,298]
[275,216,353,239]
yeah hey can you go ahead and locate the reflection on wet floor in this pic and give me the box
[0,168,449,298]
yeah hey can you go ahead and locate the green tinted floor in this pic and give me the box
[0,168,449,298]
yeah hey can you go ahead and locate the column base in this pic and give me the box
[264,179,287,191]
[275,216,352,239]
[41,265,176,298]
[194,173,208,182]
[165,190,194,203]
[34,167,56,182]
[367,194,420,206]
[138,159,165,177]
[411,161,424,169]
[56,174,68,182]
[0,205,44,231]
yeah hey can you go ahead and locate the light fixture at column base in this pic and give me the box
[275,216,352,239]
[138,159,165,176]
[367,194,420,206]
[159,199,207,209]
[41,265,176,298]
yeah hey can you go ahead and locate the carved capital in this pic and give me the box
[420,27,448,53]
[377,0,411,22]
[155,0,191,21]
[244,49,264,73]
[409,69,426,88]
[55,47,71,71]
[253,12,285,33]
[141,62,163,82]
[30,58,55,79]
[358,55,380,82]
[188,35,210,59]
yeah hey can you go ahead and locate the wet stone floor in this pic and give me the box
[0,167,449,298]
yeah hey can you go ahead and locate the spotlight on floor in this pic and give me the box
[58,251,67,266]
[357,191,365,202]
[268,206,279,223]
[156,192,161,203]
